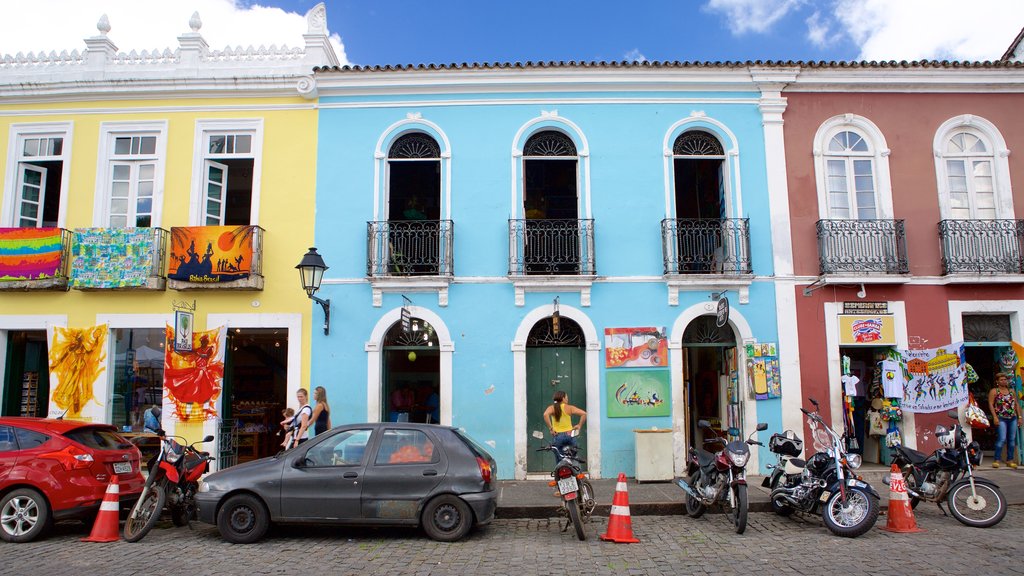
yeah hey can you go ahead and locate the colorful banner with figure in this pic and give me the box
[0,227,64,281]
[604,327,668,369]
[47,324,109,421]
[606,370,670,417]
[163,325,226,423]
[745,342,781,400]
[168,226,254,283]
[900,342,968,413]
[70,228,155,288]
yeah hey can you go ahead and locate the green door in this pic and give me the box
[526,346,586,473]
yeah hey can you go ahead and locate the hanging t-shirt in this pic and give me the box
[880,360,904,399]
[842,374,861,397]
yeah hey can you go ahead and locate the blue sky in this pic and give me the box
[2,1,1022,65]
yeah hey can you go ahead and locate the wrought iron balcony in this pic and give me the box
[661,218,752,275]
[816,219,908,275]
[508,218,595,276]
[939,219,1024,275]
[367,220,453,277]
[70,227,168,290]
[0,227,72,291]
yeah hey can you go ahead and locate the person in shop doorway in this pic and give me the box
[291,388,313,448]
[390,384,415,422]
[143,405,161,434]
[308,386,332,436]
[543,390,587,465]
[988,372,1021,468]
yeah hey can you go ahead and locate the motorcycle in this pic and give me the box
[123,429,215,542]
[888,409,1006,528]
[762,398,880,537]
[536,440,596,540]
[676,421,767,534]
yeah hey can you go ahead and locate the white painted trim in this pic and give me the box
[948,300,1024,344]
[373,117,452,222]
[662,116,741,220]
[189,119,265,226]
[932,115,1014,220]
[2,122,74,228]
[511,304,601,479]
[511,114,592,219]
[668,301,758,474]
[364,306,454,425]
[93,120,169,228]
[812,114,894,220]
[0,315,68,416]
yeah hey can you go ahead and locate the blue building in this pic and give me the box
[305,62,794,478]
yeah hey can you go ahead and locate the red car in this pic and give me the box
[0,417,145,542]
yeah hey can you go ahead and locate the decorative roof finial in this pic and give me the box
[97,14,111,36]
[307,3,327,34]
[189,12,202,33]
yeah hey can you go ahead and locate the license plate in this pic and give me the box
[113,461,132,475]
[557,476,579,495]
[819,490,830,502]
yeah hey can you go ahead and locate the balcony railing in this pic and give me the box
[70,227,168,290]
[0,227,72,291]
[661,218,752,275]
[939,219,1024,274]
[509,218,595,276]
[816,219,908,275]
[367,220,453,277]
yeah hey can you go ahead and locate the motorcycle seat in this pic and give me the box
[897,446,929,465]
[783,459,805,475]
[695,449,716,468]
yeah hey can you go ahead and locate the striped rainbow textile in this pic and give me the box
[0,227,63,281]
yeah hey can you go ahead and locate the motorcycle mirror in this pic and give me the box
[201,435,215,443]
[756,422,768,431]
[809,398,819,407]
[697,419,711,429]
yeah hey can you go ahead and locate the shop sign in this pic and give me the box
[843,301,888,314]
[400,306,412,335]
[716,296,730,328]
[838,314,896,346]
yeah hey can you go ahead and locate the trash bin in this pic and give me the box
[634,428,674,481]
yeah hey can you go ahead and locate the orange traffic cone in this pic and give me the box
[82,476,121,542]
[600,473,640,543]
[881,463,924,533]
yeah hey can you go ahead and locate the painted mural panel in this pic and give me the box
[745,342,781,400]
[168,226,254,283]
[70,228,155,288]
[607,370,670,417]
[604,327,668,369]
[163,324,225,423]
[900,342,968,413]
[46,324,109,421]
[0,227,63,281]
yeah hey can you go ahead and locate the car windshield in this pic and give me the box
[66,427,132,450]
[452,428,493,460]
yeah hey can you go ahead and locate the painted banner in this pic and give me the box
[745,342,781,400]
[606,370,670,417]
[168,226,254,283]
[163,324,226,423]
[47,324,109,421]
[838,314,896,345]
[900,342,968,413]
[604,327,668,369]
[70,228,155,288]
[0,227,63,281]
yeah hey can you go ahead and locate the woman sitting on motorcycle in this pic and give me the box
[543,391,586,464]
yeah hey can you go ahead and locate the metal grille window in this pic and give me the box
[524,131,577,157]
[825,130,876,220]
[682,315,736,344]
[527,316,584,347]
[389,134,440,159]
[673,131,724,156]
[962,314,1012,343]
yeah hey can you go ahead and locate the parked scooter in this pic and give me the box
[123,429,215,542]
[676,421,767,534]
[888,410,1006,527]
[536,441,596,540]
[762,398,880,537]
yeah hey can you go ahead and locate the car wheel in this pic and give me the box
[0,488,51,543]
[217,494,269,544]
[421,495,473,542]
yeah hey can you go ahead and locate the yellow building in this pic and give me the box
[0,6,337,468]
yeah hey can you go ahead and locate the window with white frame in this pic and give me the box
[100,125,164,228]
[201,131,256,225]
[824,130,877,219]
[4,125,70,228]
[941,129,997,219]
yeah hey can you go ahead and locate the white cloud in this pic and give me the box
[0,0,348,64]
[805,11,830,49]
[704,0,806,34]
[624,48,647,63]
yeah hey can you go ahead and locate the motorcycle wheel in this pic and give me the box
[948,481,1006,528]
[685,470,706,518]
[730,484,748,534]
[900,466,921,509]
[123,483,166,543]
[566,497,586,541]
[579,479,596,520]
[768,473,794,516]
[822,487,879,538]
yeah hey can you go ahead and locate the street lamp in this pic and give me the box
[296,247,330,335]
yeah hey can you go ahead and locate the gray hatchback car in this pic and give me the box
[196,423,497,543]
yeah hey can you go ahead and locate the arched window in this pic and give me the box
[383,132,443,276]
[521,130,582,274]
[672,130,726,220]
[812,115,893,221]
[939,129,998,219]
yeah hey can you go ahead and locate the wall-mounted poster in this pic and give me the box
[606,370,670,417]
[900,342,968,413]
[745,342,781,400]
[0,227,63,281]
[168,225,255,283]
[604,327,668,369]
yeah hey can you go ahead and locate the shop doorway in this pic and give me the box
[381,317,440,424]
[682,316,738,450]
[838,346,896,465]
[526,316,586,474]
[222,328,288,464]
[2,331,50,417]
[962,313,1018,455]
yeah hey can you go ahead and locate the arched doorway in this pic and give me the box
[525,315,586,473]
[682,315,740,450]
[381,317,440,423]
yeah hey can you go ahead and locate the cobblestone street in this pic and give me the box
[3,505,1023,576]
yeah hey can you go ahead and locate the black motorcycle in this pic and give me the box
[676,420,767,534]
[536,443,595,540]
[762,398,880,537]
[889,410,1006,528]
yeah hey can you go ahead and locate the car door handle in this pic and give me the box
[422,469,438,476]
[343,472,358,479]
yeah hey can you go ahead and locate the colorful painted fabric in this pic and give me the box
[0,227,63,281]
[167,225,254,283]
[70,228,156,288]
